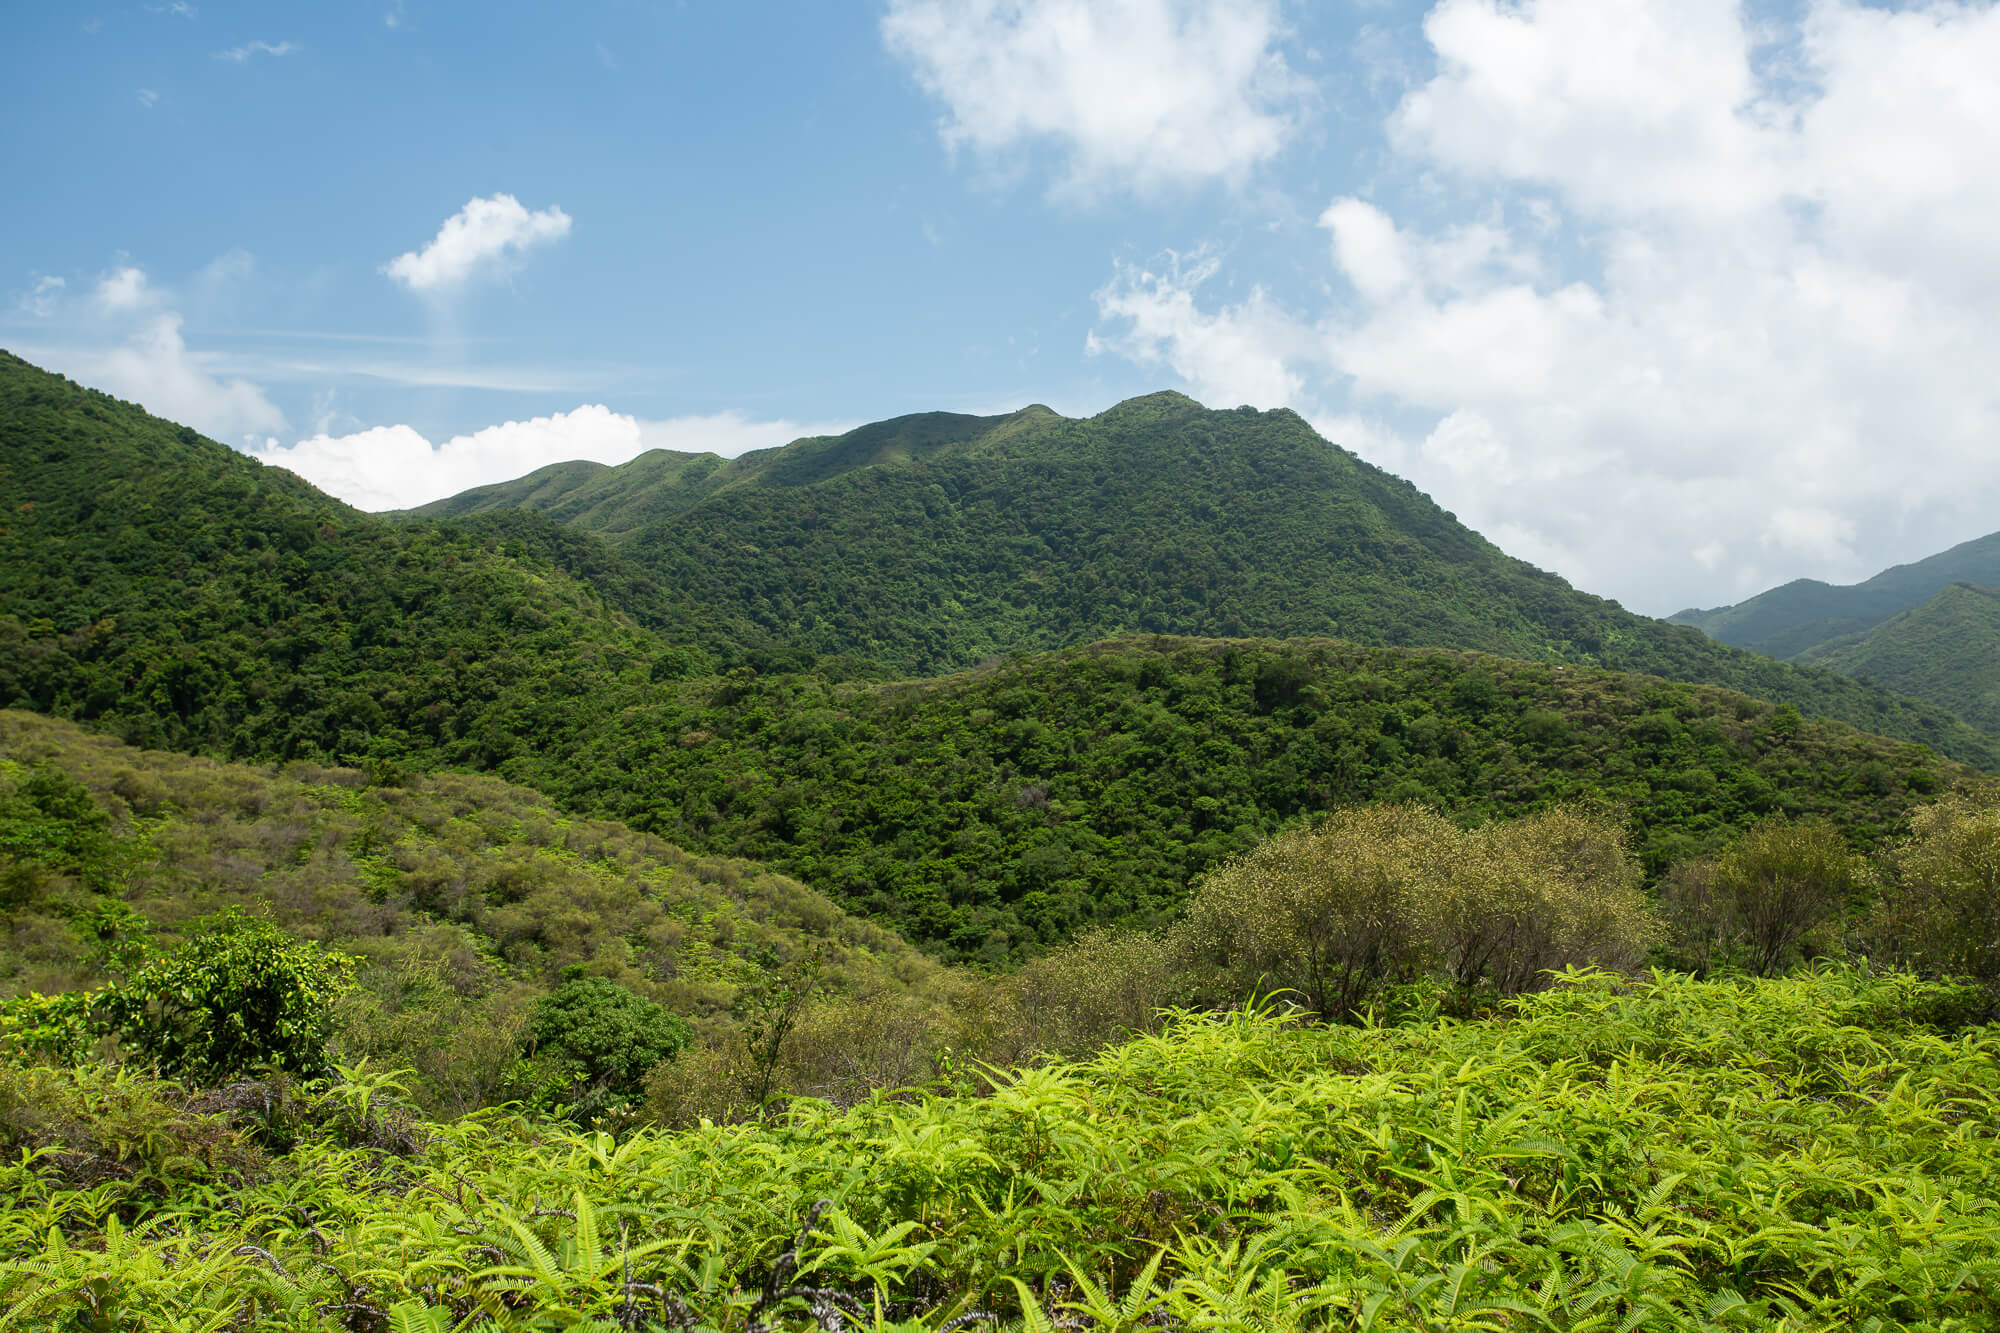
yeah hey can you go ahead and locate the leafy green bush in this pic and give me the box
[113,910,355,1084]
[526,975,691,1114]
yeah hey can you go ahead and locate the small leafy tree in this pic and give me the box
[527,975,691,1113]
[115,910,355,1084]
[1868,791,2000,990]
[1712,819,1862,975]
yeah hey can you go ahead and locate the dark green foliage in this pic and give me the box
[1708,820,1863,975]
[419,387,1999,764]
[527,976,691,1108]
[512,639,1969,960]
[112,910,354,1084]
[1798,581,2000,734]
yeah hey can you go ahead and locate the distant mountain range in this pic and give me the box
[1672,532,2000,734]
[414,386,1995,763]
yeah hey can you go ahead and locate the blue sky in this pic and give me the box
[6,0,1999,616]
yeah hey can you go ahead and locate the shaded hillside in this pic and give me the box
[418,389,2000,765]
[0,709,935,1111]
[498,637,1978,961]
[1672,528,2000,657]
[1797,582,2000,734]
[0,352,732,763]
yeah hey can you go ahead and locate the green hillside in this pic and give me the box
[0,709,936,1114]
[1671,528,2000,657]
[0,351,748,762]
[414,388,2000,763]
[1797,581,2000,734]
[1671,533,2000,732]
[495,637,1974,961]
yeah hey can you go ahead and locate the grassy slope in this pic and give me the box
[0,709,937,1110]
[6,968,1998,1328]
[416,389,2000,765]
[1797,581,2000,734]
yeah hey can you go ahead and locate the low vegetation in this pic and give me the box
[5,968,1999,1329]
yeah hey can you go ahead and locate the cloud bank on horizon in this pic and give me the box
[6,0,1998,616]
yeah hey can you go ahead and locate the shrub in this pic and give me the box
[116,910,356,1084]
[1180,806,1446,1020]
[527,976,691,1113]
[1867,790,2000,992]
[1007,927,1187,1055]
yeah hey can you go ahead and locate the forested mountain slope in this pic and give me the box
[1672,528,2000,657]
[415,389,2000,763]
[1796,581,2000,734]
[0,352,742,762]
[496,636,1976,961]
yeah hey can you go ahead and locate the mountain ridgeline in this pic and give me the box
[415,390,1998,765]
[1,348,1996,961]
[1673,530,2000,736]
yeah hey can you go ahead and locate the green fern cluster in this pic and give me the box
[3,967,1998,1329]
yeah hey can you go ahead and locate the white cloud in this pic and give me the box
[881,0,1309,196]
[1089,0,2000,615]
[383,194,573,293]
[18,275,66,318]
[247,407,854,512]
[34,265,290,441]
[1088,253,1310,409]
[136,88,159,109]
[94,266,151,312]
[215,39,299,62]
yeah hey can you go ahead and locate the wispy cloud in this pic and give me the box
[16,276,66,318]
[215,39,299,63]
[136,88,159,108]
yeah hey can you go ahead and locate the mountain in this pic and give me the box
[415,389,2000,764]
[0,350,743,764]
[1795,581,2000,735]
[1670,533,2000,733]
[1671,529,2000,658]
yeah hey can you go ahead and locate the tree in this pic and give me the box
[527,975,691,1111]
[115,910,355,1084]
[1712,819,1861,975]
[1868,791,2000,990]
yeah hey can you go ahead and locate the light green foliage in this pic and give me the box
[3,969,1998,1328]
[1869,788,2000,991]
[1183,804,1655,1017]
[114,909,355,1084]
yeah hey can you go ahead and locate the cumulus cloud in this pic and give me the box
[882,0,1309,196]
[1088,253,1310,409]
[215,39,298,61]
[383,195,572,293]
[31,264,290,441]
[1090,0,2000,615]
[247,407,854,512]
